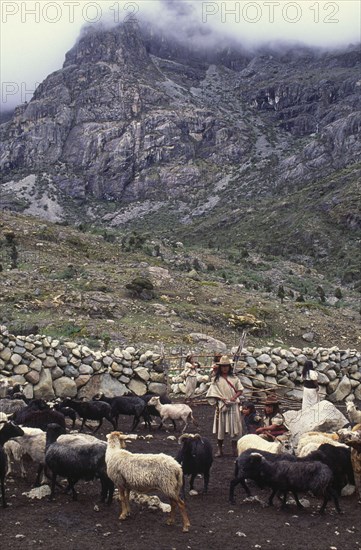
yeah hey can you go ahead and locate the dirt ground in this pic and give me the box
[0,403,360,550]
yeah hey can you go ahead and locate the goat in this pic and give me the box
[243,452,341,514]
[105,431,190,532]
[147,397,197,433]
[61,397,115,432]
[0,421,24,507]
[176,433,213,498]
[45,423,114,503]
[93,393,150,431]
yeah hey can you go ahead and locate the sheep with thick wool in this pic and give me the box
[230,441,353,504]
[236,434,285,456]
[243,452,341,514]
[296,431,346,457]
[147,396,197,433]
[105,431,190,532]
[229,448,298,503]
[45,423,114,503]
[4,427,45,481]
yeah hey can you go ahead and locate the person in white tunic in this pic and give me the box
[206,355,243,457]
[302,360,319,410]
[182,354,199,400]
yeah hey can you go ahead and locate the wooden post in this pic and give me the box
[233,329,247,371]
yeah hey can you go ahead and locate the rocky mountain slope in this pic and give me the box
[0,20,360,286]
[0,211,360,353]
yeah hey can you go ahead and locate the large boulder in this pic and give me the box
[327,375,352,402]
[33,368,55,399]
[148,382,168,396]
[188,333,227,352]
[284,400,348,446]
[127,378,147,396]
[78,373,128,399]
[53,377,77,398]
[134,367,150,382]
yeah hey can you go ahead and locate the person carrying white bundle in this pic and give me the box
[302,360,319,410]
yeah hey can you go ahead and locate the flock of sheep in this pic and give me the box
[0,380,360,533]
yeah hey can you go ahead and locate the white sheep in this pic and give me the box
[105,431,191,532]
[147,396,197,433]
[236,434,284,456]
[5,429,96,480]
[3,427,87,482]
[346,401,361,426]
[4,428,46,482]
[296,432,346,457]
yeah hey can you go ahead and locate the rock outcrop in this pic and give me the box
[0,20,360,232]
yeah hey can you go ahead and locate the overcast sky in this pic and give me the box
[1,0,360,110]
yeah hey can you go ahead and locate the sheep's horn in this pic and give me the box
[178,433,193,443]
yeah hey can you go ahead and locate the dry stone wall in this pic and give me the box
[171,345,361,402]
[0,326,360,402]
[0,326,166,399]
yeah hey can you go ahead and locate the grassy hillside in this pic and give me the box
[1,211,360,354]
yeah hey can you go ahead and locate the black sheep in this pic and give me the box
[45,423,114,503]
[176,433,213,498]
[13,407,66,432]
[229,448,298,504]
[93,393,150,431]
[62,398,115,432]
[53,402,77,430]
[305,443,354,495]
[243,452,341,514]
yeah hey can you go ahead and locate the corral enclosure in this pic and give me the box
[1,326,361,404]
[1,403,360,550]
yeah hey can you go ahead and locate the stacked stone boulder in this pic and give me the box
[0,326,166,399]
[170,345,361,401]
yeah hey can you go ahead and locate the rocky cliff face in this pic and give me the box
[0,21,360,235]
